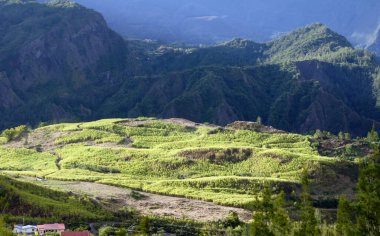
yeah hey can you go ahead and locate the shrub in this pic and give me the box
[1,125,28,142]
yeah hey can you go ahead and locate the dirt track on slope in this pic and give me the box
[20,177,252,222]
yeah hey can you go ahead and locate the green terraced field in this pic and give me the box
[0,118,357,208]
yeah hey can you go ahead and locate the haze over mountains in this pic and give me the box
[1,0,380,137]
[72,0,380,50]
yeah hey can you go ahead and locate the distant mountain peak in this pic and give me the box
[265,23,356,63]
[222,38,260,49]
[271,23,352,48]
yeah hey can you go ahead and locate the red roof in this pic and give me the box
[37,223,65,230]
[61,232,90,236]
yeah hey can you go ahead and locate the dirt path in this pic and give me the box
[20,177,252,222]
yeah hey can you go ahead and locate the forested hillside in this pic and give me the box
[0,0,380,137]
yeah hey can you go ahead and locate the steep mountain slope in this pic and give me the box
[0,0,126,129]
[0,1,379,136]
[100,24,380,136]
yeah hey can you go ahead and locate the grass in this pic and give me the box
[0,137,6,144]
[0,147,57,176]
[0,118,349,208]
[0,175,114,223]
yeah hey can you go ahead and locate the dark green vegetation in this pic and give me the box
[0,0,380,136]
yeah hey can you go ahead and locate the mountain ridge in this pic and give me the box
[0,1,379,136]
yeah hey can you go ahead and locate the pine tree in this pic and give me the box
[271,191,291,236]
[252,185,291,236]
[252,185,274,236]
[355,128,380,236]
[336,194,353,236]
[367,122,379,143]
[256,116,262,125]
[294,169,319,236]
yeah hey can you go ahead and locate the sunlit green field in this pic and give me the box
[0,118,342,208]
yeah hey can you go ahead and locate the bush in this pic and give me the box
[1,125,28,142]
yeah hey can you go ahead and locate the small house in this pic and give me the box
[37,223,65,235]
[13,225,38,235]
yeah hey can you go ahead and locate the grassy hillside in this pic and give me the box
[0,118,366,209]
[0,175,113,223]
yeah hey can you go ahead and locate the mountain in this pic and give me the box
[99,24,380,136]
[0,0,126,128]
[0,1,379,137]
[72,0,380,47]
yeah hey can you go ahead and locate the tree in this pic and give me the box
[314,129,323,139]
[115,227,127,236]
[1,125,28,142]
[256,116,262,125]
[355,130,380,236]
[223,211,241,229]
[137,216,151,235]
[252,185,290,236]
[0,217,12,236]
[294,169,319,236]
[99,226,116,236]
[336,194,353,236]
[338,131,345,140]
[252,185,275,236]
[367,122,379,143]
[271,192,291,236]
